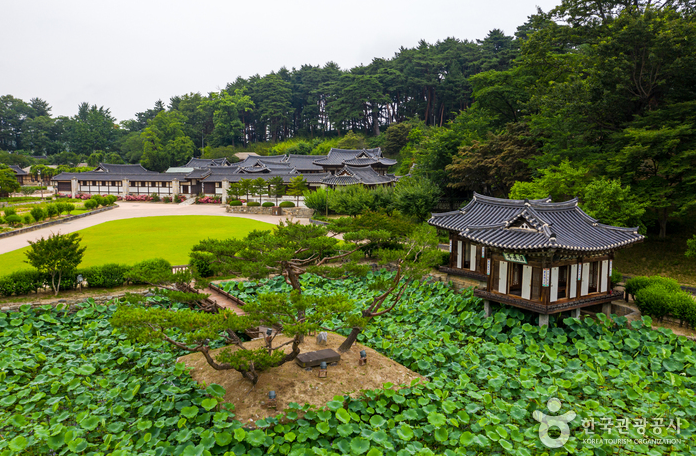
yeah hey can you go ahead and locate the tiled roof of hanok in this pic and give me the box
[203,168,329,184]
[185,158,232,168]
[284,154,325,171]
[313,148,382,166]
[185,169,212,179]
[94,163,152,174]
[9,165,27,175]
[428,193,644,254]
[320,165,397,186]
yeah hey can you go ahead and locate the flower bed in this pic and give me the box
[195,196,222,204]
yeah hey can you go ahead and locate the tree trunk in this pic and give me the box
[338,327,361,353]
[53,272,60,296]
[372,105,380,136]
[658,208,668,239]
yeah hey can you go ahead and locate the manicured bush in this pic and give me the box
[3,208,16,217]
[23,214,32,224]
[30,206,46,222]
[65,203,76,214]
[279,201,295,208]
[0,270,45,296]
[671,292,696,328]
[81,263,130,288]
[105,195,117,205]
[625,275,680,299]
[229,200,243,206]
[55,201,68,214]
[126,258,172,284]
[83,199,98,210]
[635,284,675,320]
[262,202,275,207]
[151,193,160,202]
[45,203,59,217]
[247,201,260,207]
[91,195,105,207]
[4,214,22,226]
[162,196,172,203]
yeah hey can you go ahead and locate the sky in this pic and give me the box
[2,0,562,123]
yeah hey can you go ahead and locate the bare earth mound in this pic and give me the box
[178,332,424,423]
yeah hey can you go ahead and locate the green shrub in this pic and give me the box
[162,196,172,203]
[0,270,45,296]
[65,203,76,214]
[82,263,130,288]
[279,201,295,208]
[151,193,160,202]
[611,269,623,285]
[45,203,59,217]
[303,188,329,212]
[55,202,68,214]
[247,201,260,207]
[262,202,275,207]
[671,292,696,328]
[5,214,22,226]
[0,215,4,224]
[190,253,215,278]
[126,258,172,284]
[229,200,243,206]
[625,275,680,298]
[91,195,105,207]
[635,284,675,320]
[105,195,117,205]
[23,214,32,224]
[3,208,16,217]
[84,199,97,210]
[30,206,45,222]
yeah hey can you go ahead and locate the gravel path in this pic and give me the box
[0,202,309,255]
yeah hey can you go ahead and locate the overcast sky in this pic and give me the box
[2,0,561,123]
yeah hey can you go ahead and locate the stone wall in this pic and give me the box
[0,290,147,313]
[226,206,314,218]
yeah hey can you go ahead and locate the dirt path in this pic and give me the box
[0,202,309,255]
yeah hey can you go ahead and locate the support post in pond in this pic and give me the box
[602,302,612,317]
[538,313,549,327]
[483,299,491,318]
[572,308,581,318]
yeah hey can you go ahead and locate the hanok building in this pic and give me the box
[428,194,644,325]
[8,165,28,185]
[50,148,399,200]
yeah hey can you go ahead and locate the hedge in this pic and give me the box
[261,202,275,207]
[625,275,680,299]
[229,200,243,206]
[0,262,147,297]
[279,201,295,208]
[247,201,260,207]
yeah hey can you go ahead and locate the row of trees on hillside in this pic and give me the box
[400,0,696,238]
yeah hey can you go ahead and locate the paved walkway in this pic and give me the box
[0,202,309,255]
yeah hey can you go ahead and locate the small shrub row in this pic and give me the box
[247,201,260,207]
[279,201,295,208]
[229,200,243,206]
[0,259,169,297]
[261,202,275,207]
[630,275,696,327]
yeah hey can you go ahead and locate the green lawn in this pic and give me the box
[0,215,271,274]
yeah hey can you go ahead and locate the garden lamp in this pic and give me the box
[319,361,327,378]
[359,350,367,366]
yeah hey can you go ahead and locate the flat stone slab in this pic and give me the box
[295,349,341,368]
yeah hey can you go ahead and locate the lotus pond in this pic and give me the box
[0,272,694,455]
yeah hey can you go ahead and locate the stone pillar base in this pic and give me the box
[483,300,491,318]
[601,303,612,316]
[572,308,581,318]
[538,314,549,327]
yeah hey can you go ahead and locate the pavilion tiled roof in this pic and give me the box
[9,165,27,175]
[51,171,188,182]
[185,158,232,168]
[313,148,383,166]
[428,193,644,254]
[320,165,396,186]
[94,163,152,174]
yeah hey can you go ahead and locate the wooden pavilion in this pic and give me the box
[428,194,644,325]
